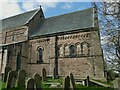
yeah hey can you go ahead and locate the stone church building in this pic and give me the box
[0,7,105,80]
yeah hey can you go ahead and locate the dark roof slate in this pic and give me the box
[30,8,94,37]
[0,9,38,31]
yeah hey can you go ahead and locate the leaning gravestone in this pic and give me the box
[63,76,70,90]
[42,68,47,81]
[113,78,120,90]
[34,73,42,90]
[27,78,35,90]
[69,72,76,90]
[5,71,18,88]
[3,67,12,82]
[17,70,26,88]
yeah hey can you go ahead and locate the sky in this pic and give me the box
[0,1,94,19]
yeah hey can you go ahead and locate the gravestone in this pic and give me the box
[5,71,18,88]
[84,76,89,87]
[17,70,26,88]
[82,80,85,86]
[34,73,42,90]
[27,78,35,90]
[3,67,12,82]
[63,76,70,90]
[113,78,120,90]
[69,72,76,90]
[42,68,47,81]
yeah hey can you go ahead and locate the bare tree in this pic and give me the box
[95,1,120,75]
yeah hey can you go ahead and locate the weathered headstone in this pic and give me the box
[3,67,12,82]
[34,73,42,90]
[42,68,47,81]
[82,80,85,86]
[5,71,13,88]
[17,70,26,88]
[113,78,120,90]
[69,72,76,90]
[5,71,18,88]
[84,76,89,87]
[63,76,70,90]
[27,78,35,90]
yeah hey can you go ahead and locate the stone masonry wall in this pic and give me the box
[28,30,105,79]
[27,64,50,77]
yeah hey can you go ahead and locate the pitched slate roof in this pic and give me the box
[0,9,38,31]
[30,7,94,37]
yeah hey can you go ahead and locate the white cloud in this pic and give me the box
[38,2,58,11]
[0,2,22,19]
[61,3,72,10]
[22,2,38,11]
[0,1,58,19]
[0,0,94,19]
[22,2,58,12]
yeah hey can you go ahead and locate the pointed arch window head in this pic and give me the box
[64,44,69,56]
[12,32,17,41]
[81,42,90,56]
[37,47,44,63]
[69,44,76,57]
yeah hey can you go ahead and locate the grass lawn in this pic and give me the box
[0,81,2,90]
[0,77,114,90]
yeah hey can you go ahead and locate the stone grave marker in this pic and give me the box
[84,76,89,87]
[42,68,47,81]
[69,72,76,90]
[27,78,35,90]
[34,73,42,90]
[17,70,26,88]
[63,76,70,90]
[87,76,90,86]
[113,78,120,90]
[3,67,12,82]
[5,71,18,88]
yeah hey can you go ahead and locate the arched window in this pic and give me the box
[81,42,90,56]
[69,44,76,57]
[12,32,17,41]
[37,47,44,63]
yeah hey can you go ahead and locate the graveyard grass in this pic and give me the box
[0,81,3,90]
[1,78,114,90]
